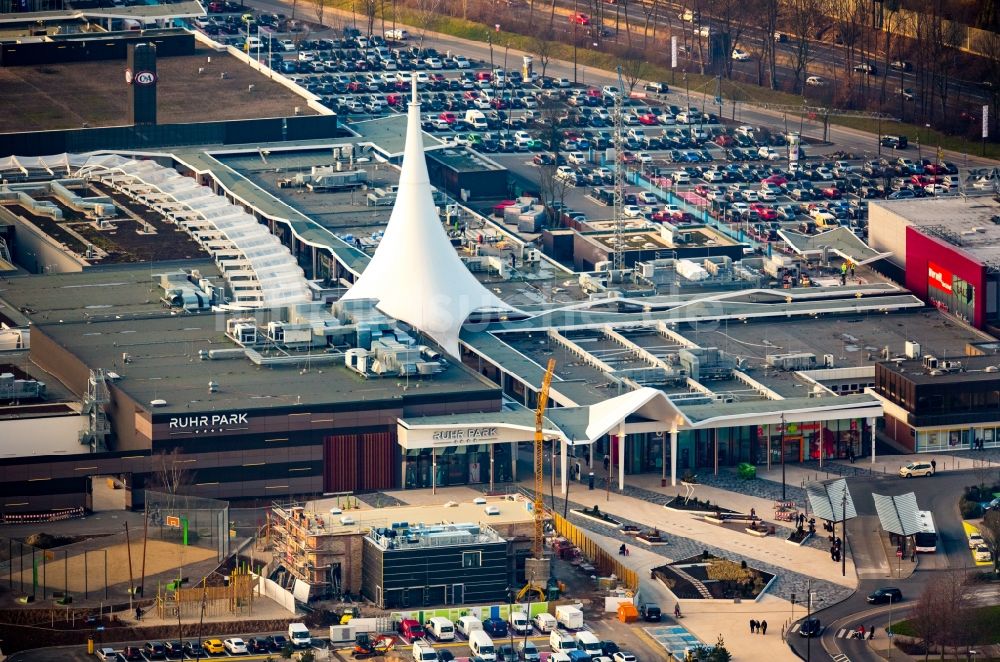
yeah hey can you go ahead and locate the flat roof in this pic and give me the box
[287,493,533,536]
[584,225,738,252]
[428,147,505,173]
[871,198,1000,264]
[0,1,206,23]
[33,311,498,416]
[878,353,1000,385]
[0,46,316,133]
[347,114,443,157]
[0,260,219,325]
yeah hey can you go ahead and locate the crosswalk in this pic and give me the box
[786,621,874,641]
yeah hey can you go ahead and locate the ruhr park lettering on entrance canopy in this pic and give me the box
[431,427,499,444]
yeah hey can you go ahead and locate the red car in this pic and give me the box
[694,184,712,197]
[439,112,457,124]
[586,87,602,97]
[820,186,842,199]
[909,174,936,186]
[639,113,659,125]
[762,174,788,186]
[750,204,777,220]
[570,12,591,25]
[923,163,945,175]
[715,134,735,147]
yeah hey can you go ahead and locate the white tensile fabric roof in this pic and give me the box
[35,153,313,308]
[341,80,516,357]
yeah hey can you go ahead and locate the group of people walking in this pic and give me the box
[749,619,768,635]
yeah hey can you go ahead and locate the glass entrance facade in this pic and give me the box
[403,444,513,488]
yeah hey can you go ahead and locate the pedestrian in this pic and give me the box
[848,447,855,463]
[931,459,937,473]
[135,606,142,621]
[750,507,756,520]
[868,625,875,640]
[750,619,757,633]
[619,543,626,556]
[761,620,767,635]
[849,262,855,278]
[603,454,610,472]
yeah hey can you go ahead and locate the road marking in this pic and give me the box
[836,628,847,638]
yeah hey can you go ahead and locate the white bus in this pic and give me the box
[914,510,937,553]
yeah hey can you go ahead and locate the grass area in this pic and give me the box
[893,605,1000,643]
[319,1,1000,160]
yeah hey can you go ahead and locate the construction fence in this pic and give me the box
[551,512,639,593]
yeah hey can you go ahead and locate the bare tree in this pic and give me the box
[983,509,1000,573]
[149,449,194,495]
[531,98,571,222]
[530,28,556,81]
[786,0,819,93]
[315,0,327,27]
[761,0,779,89]
[362,0,377,36]
[713,0,752,79]
[910,570,971,658]
[620,47,648,94]
[976,31,1000,140]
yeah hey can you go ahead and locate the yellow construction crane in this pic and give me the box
[518,358,555,602]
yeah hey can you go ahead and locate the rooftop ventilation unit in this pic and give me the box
[904,341,921,359]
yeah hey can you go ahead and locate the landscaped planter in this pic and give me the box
[636,529,668,545]
[572,506,622,527]
[665,497,737,515]
[621,525,641,536]
[652,554,776,602]
[786,530,813,546]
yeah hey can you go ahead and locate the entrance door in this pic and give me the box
[452,583,464,604]
[784,436,803,462]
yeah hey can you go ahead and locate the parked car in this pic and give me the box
[95,648,118,661]
[143,642,167,660]
[483,617,509,638]
[867,587,902,604]
[899,461,934,477]
[120,648,144,662]
[223,638,248,654]
[974,545,993,562]
[265,635,288,652]
[245,638,269,654]
[799,618,822,637]
[203,639,225,654]
[731,48,751,61]
[805,76,827,87]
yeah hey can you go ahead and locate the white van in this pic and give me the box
[412,641,437,662]
[533,613,557,633]
[245,36,263,51]
[468,630,497,662]
[465,109,489,130]
[427,617,455,641]
[549,630,576,653]
[575,631,602,655]
[509,611,530,634]
[456,615,483,638]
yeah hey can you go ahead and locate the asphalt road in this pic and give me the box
[539,0,992,110]
[785,467,989,662]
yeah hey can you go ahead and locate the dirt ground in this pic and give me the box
[6,540,216,595]
[0,47,316,133]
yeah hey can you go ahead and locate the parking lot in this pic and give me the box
[190,8,998,258]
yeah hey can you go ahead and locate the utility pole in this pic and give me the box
[612,65,626,274]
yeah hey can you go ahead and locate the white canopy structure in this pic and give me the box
[52,154,312,309]
[341,79,516,357]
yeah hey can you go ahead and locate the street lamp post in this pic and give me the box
[806,583,814,662]
[887,593,893,661]
[841,489,847,577]
[780,413,786,502]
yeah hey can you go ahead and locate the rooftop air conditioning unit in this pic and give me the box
[339,516,356,525]
[473,497,487,505]
[904,341,921,359]
[484,506,501,515]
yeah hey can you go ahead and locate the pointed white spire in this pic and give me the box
[342,72,516,357]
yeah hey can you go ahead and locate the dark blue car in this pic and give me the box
[483,617,509,638]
